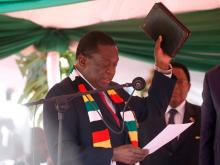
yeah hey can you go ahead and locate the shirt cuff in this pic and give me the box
[154,64,172,78]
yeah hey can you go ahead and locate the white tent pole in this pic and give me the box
[46,51,60,89]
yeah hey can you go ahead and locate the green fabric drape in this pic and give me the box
[0,15,70,58]
[0,0,87,13]
[0,15,44,59]
[1,8,220,71]
[66,9,220,71]
[67,9,220,71]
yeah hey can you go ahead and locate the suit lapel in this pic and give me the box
[176,102,196,147]
[164,102,196,152]
[183,102,196,123]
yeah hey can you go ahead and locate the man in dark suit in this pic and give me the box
[200,65,220,165]
[43,31,176,165]
[139,62,201,165]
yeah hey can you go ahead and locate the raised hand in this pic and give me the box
[154,35,172,70]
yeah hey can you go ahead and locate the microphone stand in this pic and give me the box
[53,97,74,165]
[24,83,132,165]
[24,77,145,165]
[57,106,64,165]
[24,83,132,107]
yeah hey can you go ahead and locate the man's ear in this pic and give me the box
[77,54,87,67]
[188,83,191,91]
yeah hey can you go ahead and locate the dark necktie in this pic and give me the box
[168,108,178,151]
[168,108,178,124]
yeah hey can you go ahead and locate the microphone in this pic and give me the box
[24,77,146,107]
[131,77,146,91]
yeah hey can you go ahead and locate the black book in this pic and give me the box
[141,2,191,57]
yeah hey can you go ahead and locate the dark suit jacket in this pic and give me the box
[200,65,220,165]
[139,101,201,165]
[43,71,176,165]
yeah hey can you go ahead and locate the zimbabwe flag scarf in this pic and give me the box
[69,68,139,149]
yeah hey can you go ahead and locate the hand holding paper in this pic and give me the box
[143,122,193,154]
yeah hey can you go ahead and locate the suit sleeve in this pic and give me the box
[43,83,112,165]
[128,71,176,122]
[200,73,215,165]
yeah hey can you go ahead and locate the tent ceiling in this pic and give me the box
[1,0,220,72]
[5,0,220,28]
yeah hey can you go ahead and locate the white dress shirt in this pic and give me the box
[165,100,186,124]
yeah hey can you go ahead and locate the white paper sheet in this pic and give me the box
[143,122,193,154]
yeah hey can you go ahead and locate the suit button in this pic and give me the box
[168,152,173,156]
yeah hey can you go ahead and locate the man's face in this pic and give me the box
[169,67,191,108]
[79,44,119,89]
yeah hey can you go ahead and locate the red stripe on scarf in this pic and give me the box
[78,84,87,92]
[131,141,139,147]
[92,129,110,143]
[110,94,124,103]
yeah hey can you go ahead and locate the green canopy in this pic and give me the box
[0,0,88,13]
[1,8,220,71]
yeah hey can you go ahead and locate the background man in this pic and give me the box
[200,65,220,165]
[139,62,201,165]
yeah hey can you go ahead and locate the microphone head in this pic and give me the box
[132,77,146,91]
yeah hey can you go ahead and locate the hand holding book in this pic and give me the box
[141,2,191,57]
[154,35,172,70]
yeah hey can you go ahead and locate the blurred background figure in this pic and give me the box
[0,88,52,165]
[0,118,24,163]
[0,100,30,165]
[200,65,220,165]
[139,62,201,165]
[5,88,14,101]
[14,127,53,165]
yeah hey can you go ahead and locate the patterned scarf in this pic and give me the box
[69,69,139,148]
